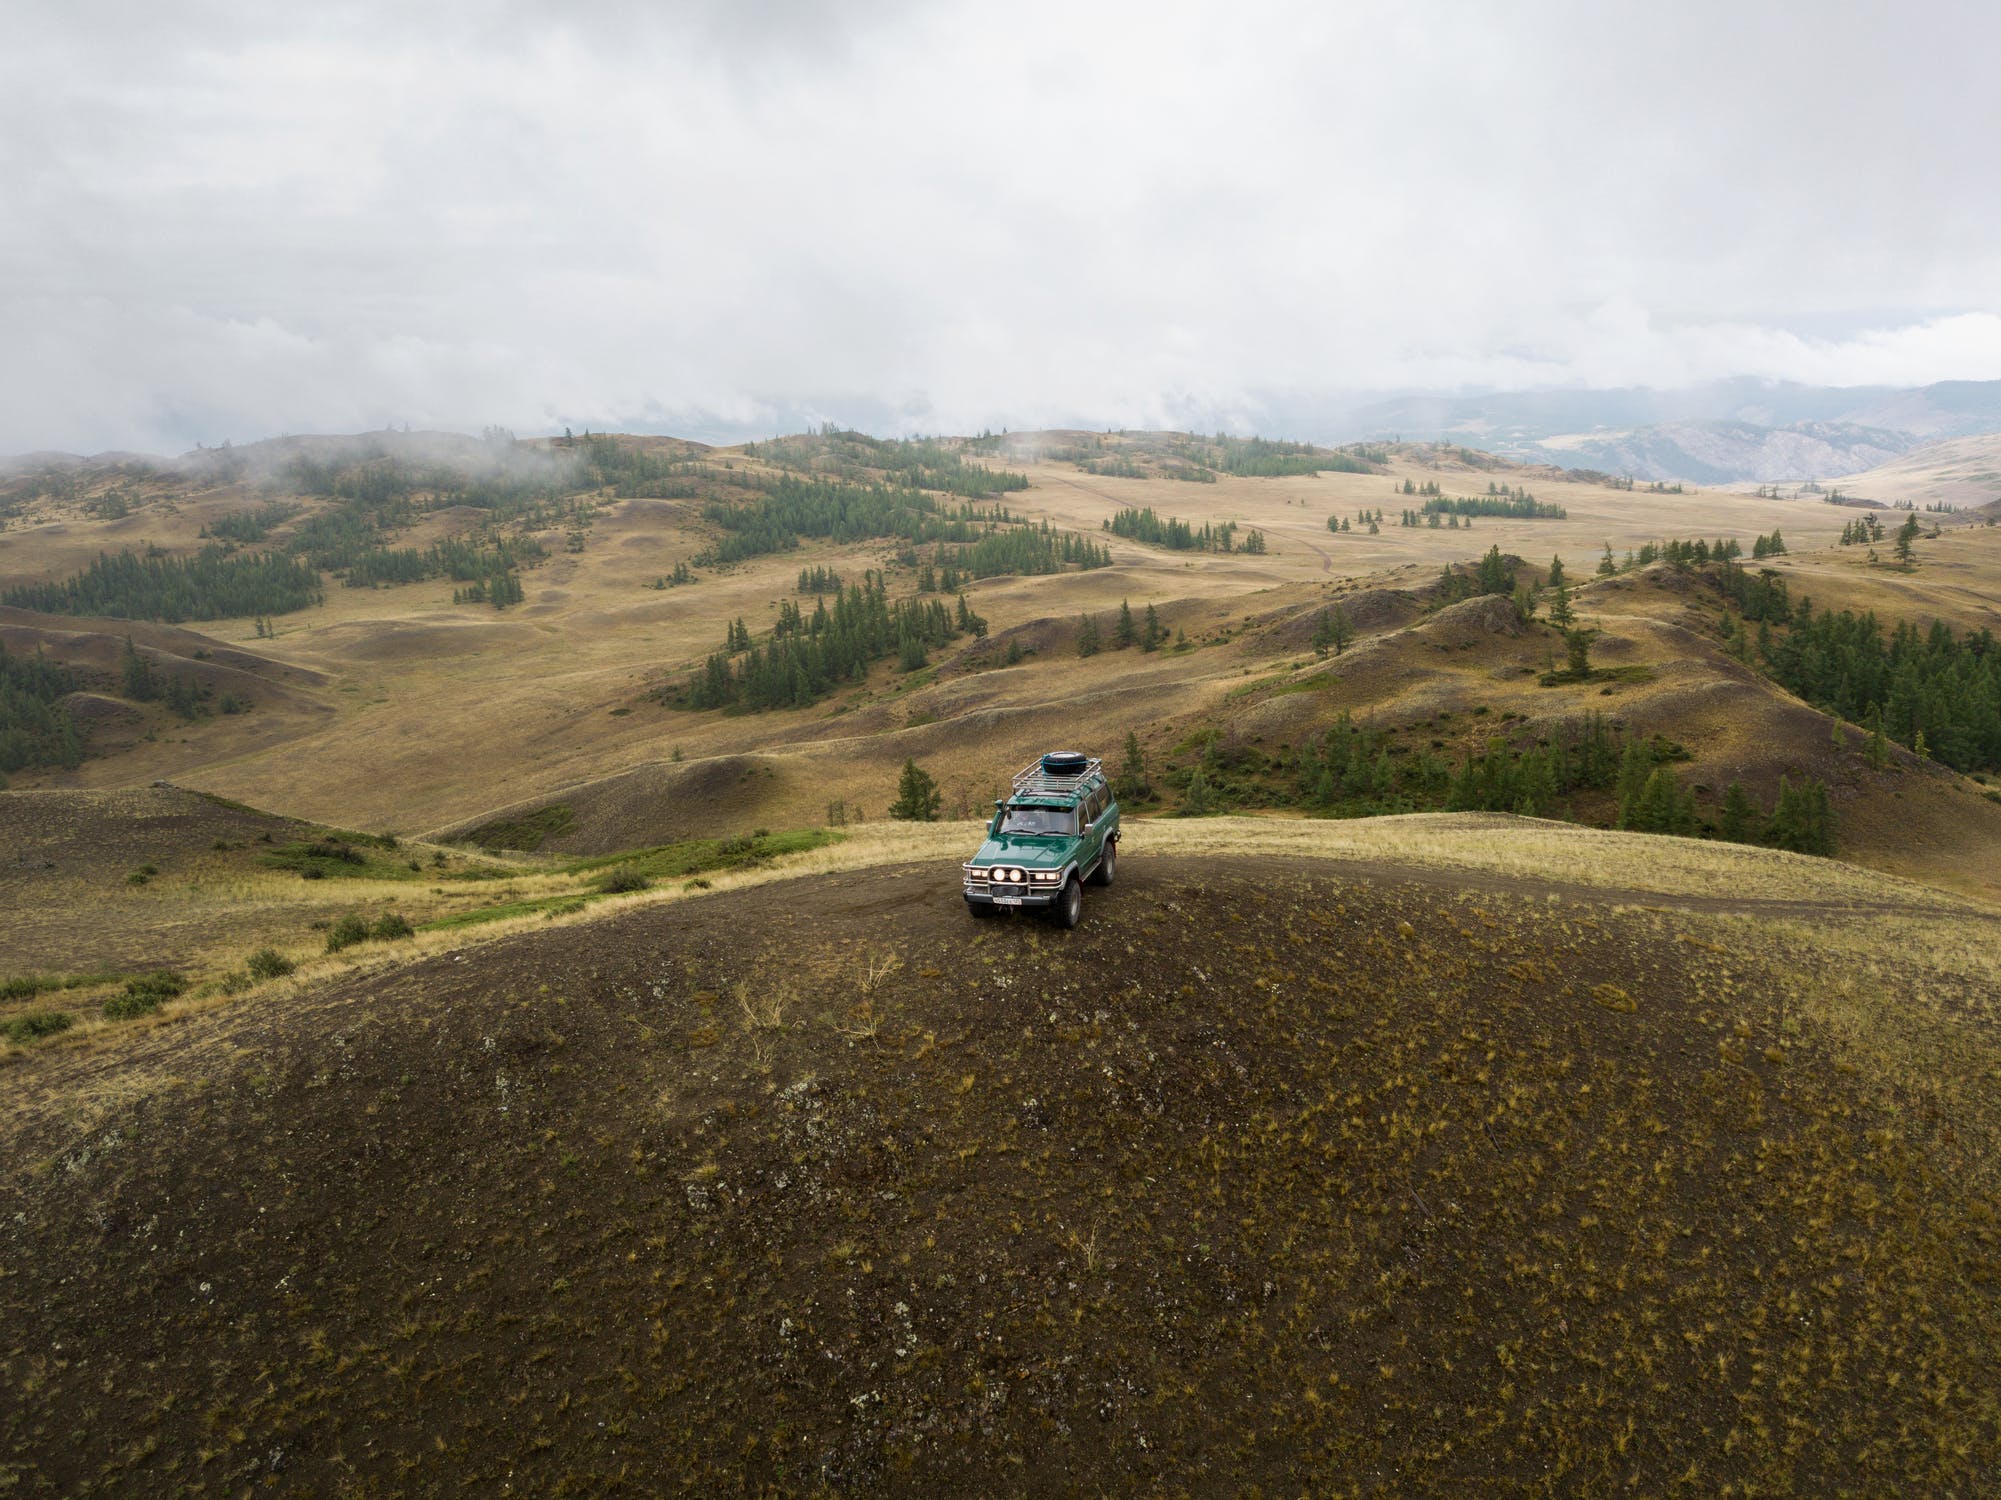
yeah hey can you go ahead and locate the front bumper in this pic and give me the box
[964,882,1061,909]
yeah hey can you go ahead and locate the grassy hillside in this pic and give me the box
[1818,433,2001,513]
[2,428,1996,903]
[3,821,1997,1494]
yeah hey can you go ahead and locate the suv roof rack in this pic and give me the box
[1009,755,1103,801]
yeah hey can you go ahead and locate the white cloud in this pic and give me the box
[2,0,1998,452]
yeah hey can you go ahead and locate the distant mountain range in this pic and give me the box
[1328,378,2001,484]
[7,378,1999,489]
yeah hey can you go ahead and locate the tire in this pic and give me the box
[968,901,997,919]
[1053,876,1083,929]
[1089,839,1117,887]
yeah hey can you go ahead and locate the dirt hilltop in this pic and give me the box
[4,836,1997,1495]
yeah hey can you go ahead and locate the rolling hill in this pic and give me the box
[3,819,1998,1493]
[1342,378,2001,484]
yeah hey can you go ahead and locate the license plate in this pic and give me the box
[995,895,1023,906]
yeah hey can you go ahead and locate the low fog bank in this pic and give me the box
[1,428,584,492]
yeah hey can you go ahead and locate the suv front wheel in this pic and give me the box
[1054,876,1083,929]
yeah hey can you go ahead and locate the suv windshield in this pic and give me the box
[998,804,1078,836]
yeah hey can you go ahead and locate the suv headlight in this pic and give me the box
[1033,870,1061,883]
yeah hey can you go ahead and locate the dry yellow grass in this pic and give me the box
[6,431,1997,905]
[6,440,1852,830]
[1813,433,2001,512]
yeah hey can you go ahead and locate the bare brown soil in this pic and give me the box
[4,855,1997,1495]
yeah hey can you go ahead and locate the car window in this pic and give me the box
[998,805,1078,836]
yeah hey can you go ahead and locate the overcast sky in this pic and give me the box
[4,0,1999,454]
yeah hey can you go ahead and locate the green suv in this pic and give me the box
[962,751,1120,927]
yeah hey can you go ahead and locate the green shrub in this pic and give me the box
[463,803,575,852]
[104,971,184,1020]
[5,1010,73,1043]
[326,915,371,953]
[1,970,124,1002]
[371,913,415,940]
[595,867,650,894]
[246,948,295,980]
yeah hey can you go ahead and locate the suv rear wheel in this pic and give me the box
[1089,839,1117,887]
[1054,876,1083,929]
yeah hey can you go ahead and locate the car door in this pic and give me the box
[1080,787,1105,871]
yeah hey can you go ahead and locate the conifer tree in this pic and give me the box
[1548,577,1574,628]
[1719,781,1758,843]
[1115,731,1150,800]
[1076,613,1102,657]
[120,637,157,701]
[1894,513,1919,568]
[1312,608,1336,657]
[1866,706,1889,769]
[953,593,975,635]
[889,759,942,821]
[1624,765,1696,835]
[1114,599,1135,649]
[1614,739,1655,824]
[1476,546,1514,596]
[1329,603,1353,655]
[1563,627,1595,679]
[1765,775,1834,855]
